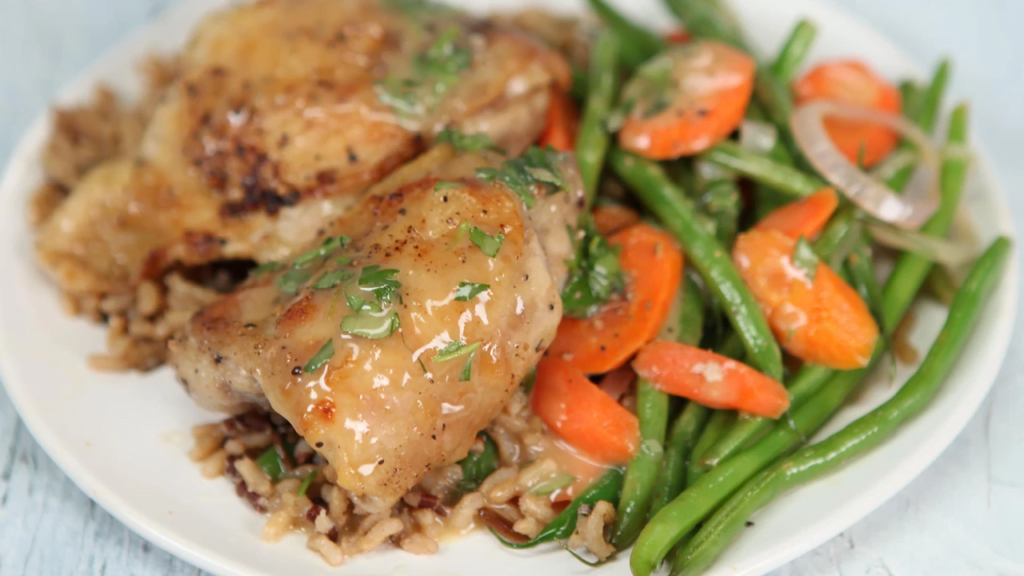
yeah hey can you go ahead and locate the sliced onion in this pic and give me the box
[866,221,977,269]
[791,100,942,229]
[739,119,778,155]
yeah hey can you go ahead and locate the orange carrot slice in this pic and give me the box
[547,223,684,374]
[537,88,579,152]
[733,228,879,369]
[754,188,839,240]
[619,41,755,159]
[633,341,790,418]
[793,60,902,167]
[665,29,692,44]
[531,358,639,464]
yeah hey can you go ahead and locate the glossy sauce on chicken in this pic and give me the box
[170,146,583,503]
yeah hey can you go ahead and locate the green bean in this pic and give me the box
[696,364,833,470]
[494,468,624,548]
[456,431,498,493]
[613,378,671,548]
[702,141,825,198]
[686,410,736,485]
[587,0,663,69]
[811,208,860,269]
[629,104,974,576]
[609,148,784,380]
[899,79,924,122]
[887,60,951,190]
[846,239,885,330]
[649,275,707,516]
[698,178,742,246]
[752,69,810,167]
[676,237,1011,574]
[664,0,747,50]
[570,66,589,104]
[771,19,817,83]
[881,103,969,332]
[925,265,959,305]
[576,30,620,205]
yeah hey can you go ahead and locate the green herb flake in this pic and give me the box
[293,236,349,269]
[303,338,335,374]
[459,348,477,382]
[475,146,567,208]
[792,237,820,282]
[341,309,400,339]
[277,269,312,294]
[434,340,481,363]
[357,265,402,305]
[434,180,463,191]
[469,227,505,258]
[250,261,284,277]
[436,127,496,152]
[561,221,626,318]
[454,281,490,301]
[375,26,472,117]
[297,469,317,497]
[313,269,355,290]
[255,446,286,483]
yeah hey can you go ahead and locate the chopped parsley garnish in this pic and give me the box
[454,281,490,301]
[792,237,820,282]
[341,309,400,339]
[375,26,472,117]
[313,269,355,290]
[255,446,286,482]
[357,265,402,305]
[475,146,567,208]
[303,338,334,373]
[297,469,317,497]
[435,180,463,191]
[561,221,626,318]
[277,269,312,294]
[469,227,505,257]
[250,261,284,277]
[459,349,477,381]
[612,53,676,130]
[434,340,481,380]
[436,127,496,152]
[293,236,349,269]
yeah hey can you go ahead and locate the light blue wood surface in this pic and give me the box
[1,1,1022,574]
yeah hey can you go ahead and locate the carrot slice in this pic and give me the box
[537,88,579,152]
[618,41,755,159]
[754,188,839,240]
[633,341,790,418]
[592,204,641,236]
[531,358,639,464]
[665,29,692,44]
[793,60,902,167]
[547,223,684,374]
[733,228,879,369]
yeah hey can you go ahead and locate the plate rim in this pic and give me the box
[0,0,1017,575]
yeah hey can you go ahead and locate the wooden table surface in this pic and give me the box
[1,1,1022,574]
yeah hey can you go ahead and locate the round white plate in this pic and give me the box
[0,0,1017,574]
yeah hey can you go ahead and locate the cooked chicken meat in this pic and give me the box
[36,0,569,296]
[168,144,582,502]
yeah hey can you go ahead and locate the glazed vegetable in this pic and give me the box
[531,358,639,464]
[702,140,825,197]
[550,223,684,374]
[630,104,975,576]
[592,204,641,236]
[456,432,499,493]
[771,20,817,83]
[634,341,791,418]
[618,42,756,159]
[586,0,663,69]
[494,468,625,549]
[537,89,579,152]
[793,60,903,167]
[560,220,626,319]
[577,30,621,203]
[753,187,838,239]
[697,178,742,246]
[674,237,1011,574]
[612,377,671,548]
[887,60,950,190]
[652,401,710,515]
[609,149,784,381]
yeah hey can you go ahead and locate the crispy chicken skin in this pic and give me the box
[168,145,582,502]
[35,0,569,296]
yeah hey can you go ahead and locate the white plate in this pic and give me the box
[0,0,1017,574]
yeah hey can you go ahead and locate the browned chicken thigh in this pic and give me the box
[35,0,569,297]
[168,145,582,503]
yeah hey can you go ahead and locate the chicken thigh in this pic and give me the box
[168,144,582,502]
[36,0,569,296]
